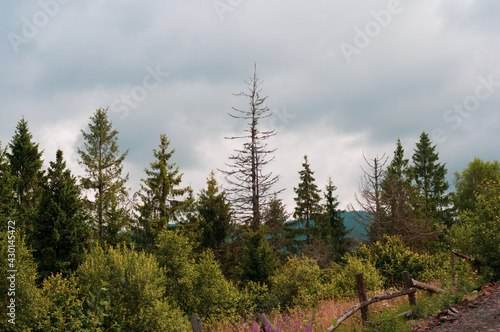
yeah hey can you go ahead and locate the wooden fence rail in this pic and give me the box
[326,271,445,331]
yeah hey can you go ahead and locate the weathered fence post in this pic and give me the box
[190,315,203,332]
[256,313,277,332]
[451,250,455,281]
[402,271,417,306]
[355,273,368,324]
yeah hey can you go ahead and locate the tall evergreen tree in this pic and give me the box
[262,194,289,255]
[196,171,232,250]
[7,118,44,238]
[317,177,349,261]
[32,150,91,281]
[291,155,322,249]
[220,65,281,230]
[411,132,450,226]
[381,139,437,248]
[135,134,191,249]
[77,108,130,245]
[0,142,15,226]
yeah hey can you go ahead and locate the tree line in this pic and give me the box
[1,67,499,330]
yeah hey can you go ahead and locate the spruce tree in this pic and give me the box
[318,177,348,261]
[77,108,130,244]
[220,65,281,230]
[7,118,44,238]
[291,155,322,249]
[196,171,232,250]
[262,194,289,255]
[411,132,450,225]
[0,142,14,226]
[135,134,191,249]
[32,150,90,280]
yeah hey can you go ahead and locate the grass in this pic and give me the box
[205,275,482,332]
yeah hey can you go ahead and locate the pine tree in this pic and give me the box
[291,155,322,249]
[135,134,191,249]
[381,139,437,248]
[411,132,450,225]
[0,143,14,226]
[239,230,279,285]
[196,171,232,250]
[32,150,91,281]
[77,108,130,244]
[318,177,349,261]
[220,65,281,230]
[262,194,289,255]
[7,118,44,238]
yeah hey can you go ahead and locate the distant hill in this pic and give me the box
[342,210,370,243]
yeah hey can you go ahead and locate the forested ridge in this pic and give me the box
[1,71,499,331]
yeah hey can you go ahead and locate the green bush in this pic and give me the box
[448,180,500,281]
[331,254,384,298]
[354,235,434,287]
[77,243,189,331]
[156,230,241,324]
[0,235,46,331]
[269,256,322,309]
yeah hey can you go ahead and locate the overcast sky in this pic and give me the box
[1,0,499,214]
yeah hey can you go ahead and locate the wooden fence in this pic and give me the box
[189,250,470,332]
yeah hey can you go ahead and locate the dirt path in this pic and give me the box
[412,282,500,332]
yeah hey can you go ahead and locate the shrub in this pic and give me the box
[0,235,46,331]
[156,230,241,324]
[331,254,384,297]
[77,244,189,331]
[354,235,434,287]
[269,256,322,309]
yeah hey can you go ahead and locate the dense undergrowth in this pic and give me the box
[0,233,484,331]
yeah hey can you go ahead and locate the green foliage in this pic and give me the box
[238,281,273,316]
[33,150,91,281]
[353,235,435,287]
[0,142,15,226]
[269,256,322,309]
[135,134,192,250]
[293,155,322,248]
[0,235,45,331]
[78,108,130,246]
[156,230,241,324]
[453,157,500,213]
[196,170,232,250]
[239,230,279,285]
[316,177,349,262]
[448,180,500,281]
[410,132,451,226]
[77,243,189,330]
[330,254,384,298]
[7,118,44,239]
[262,194,289,256]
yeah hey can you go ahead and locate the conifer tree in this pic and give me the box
[262,194,289,254]
[291,155,322,249]
[0,143,14,226]
[349,153,388,243]
[7,118,44,238]
[77,108,130,244]
[318,177,349,261]
[196,171,232,250]
[239,230,278,285]
[411,132,450,225]
[32,150,91,280]
[220,65,281,230]
[135,134,191,249]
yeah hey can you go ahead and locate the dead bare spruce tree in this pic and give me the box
[348,153,389,243]
[220,66,282,231]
